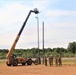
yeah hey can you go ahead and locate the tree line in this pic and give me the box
[0,42,76,59]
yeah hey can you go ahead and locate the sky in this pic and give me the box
[0,0,76,49]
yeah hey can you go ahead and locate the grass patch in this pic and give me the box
[0,58,76,66]
[0,60,6,64]
[62,59,76,66]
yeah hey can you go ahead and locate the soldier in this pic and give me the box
[58,56,62,66]
[51,55,53,66]
[38,57,41,64]
[45,57,47,66]
[49,56,51,66]
[55,55,58,66]
[49,55,53,66]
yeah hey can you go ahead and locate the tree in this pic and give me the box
[67,42,76,54]
[47,48,53,52]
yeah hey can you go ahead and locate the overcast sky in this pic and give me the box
[0,0,76,49]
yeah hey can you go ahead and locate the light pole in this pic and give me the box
[36,16,40,64]
[42,21,45,64]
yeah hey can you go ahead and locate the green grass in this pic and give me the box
[62,59,76,66]
[0,58,76,66]
[0,60,6,64]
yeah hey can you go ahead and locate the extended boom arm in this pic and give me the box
[6,8,39,59]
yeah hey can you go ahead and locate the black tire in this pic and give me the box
[27,59,32,65]
[13,60,18,66]
[6,61,11,66]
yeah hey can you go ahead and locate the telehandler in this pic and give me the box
[6,8,39,66]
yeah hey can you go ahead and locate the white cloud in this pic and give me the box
[32,0,49,11]
[44,21,76,48]
[46,10,76,17]
[0,2,32,27]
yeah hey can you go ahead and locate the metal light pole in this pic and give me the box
[42,21,45,64]
[36,16,40,64]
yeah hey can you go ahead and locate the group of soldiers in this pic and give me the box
[45,55,62,66]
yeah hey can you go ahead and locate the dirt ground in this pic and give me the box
[0,64,76,75]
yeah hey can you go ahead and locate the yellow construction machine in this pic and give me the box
[6,8,39,66]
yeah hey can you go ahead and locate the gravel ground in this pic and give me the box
[0,64,76,75]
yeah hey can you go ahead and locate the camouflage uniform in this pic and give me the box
[51,55,53,66]
[45,57,47,66]
[49,57,51,66]
[58,56,62,66]
[55,56,58,66]
[38,57,41,64]
[49,55,53,66]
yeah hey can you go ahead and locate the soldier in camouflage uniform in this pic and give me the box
[51,55,53,66]
[55,55,58,66]
[58,56,62,66]
[49,55,53,66]
[49,56,51,66]
[45,57,47,66]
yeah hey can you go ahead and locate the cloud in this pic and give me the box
[32,0,49,11]
[0,2,32,28]
[44,21,76,48]
[0,0,49,29]
[46,10,76,17]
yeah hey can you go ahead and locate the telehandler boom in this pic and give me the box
[6,8,39,66]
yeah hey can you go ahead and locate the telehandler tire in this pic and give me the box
[13,60,18,66]
[27,59,32,65]
[6,61,11,66]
